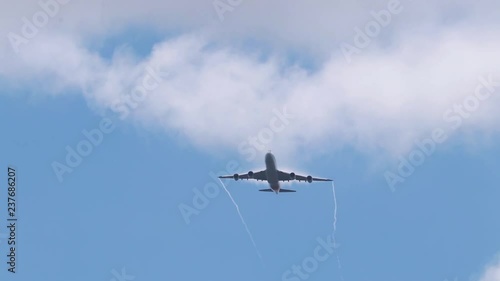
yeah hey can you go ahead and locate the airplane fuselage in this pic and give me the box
[265,152,280,193]
[219,152,331,193]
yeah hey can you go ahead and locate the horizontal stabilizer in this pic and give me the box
[259,188,296,193]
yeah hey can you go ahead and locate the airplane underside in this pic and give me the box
[218,152,332,194]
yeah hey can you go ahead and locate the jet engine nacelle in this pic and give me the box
[289,172,296,180]
[233,173,239,181]
[306,175,313,183]
[248,171,254,178]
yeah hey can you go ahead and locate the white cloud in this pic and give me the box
[477,256,500,281]
[1,0,500,162]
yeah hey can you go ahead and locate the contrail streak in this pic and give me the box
[218,179,264,264]
[332,181,344,280]
[332,180,338,233]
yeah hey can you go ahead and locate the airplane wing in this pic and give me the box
[277,170,332,182]
[219,170,267,181]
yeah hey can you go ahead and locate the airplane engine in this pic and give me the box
[289,172,296,180]
[306,175,313,183]
[248,171,254,178]
[233,173,239,181]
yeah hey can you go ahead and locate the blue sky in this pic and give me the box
[1,84,500,281]
[1,1,500,281]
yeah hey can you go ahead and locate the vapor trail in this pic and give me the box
[332,180,344,279]
[332,180,338,233]
[218,179,264,264]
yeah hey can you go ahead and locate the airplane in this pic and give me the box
[219,152,332,194]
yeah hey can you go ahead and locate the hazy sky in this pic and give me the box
[1,0,500,281]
